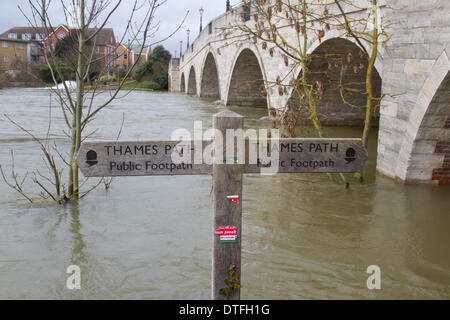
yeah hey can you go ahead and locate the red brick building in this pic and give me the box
[45,25,117,74]
[1,25,117,76]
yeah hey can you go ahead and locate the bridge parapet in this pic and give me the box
[168,58,180,92]
[180,3,246,67]
[169,0,450,184]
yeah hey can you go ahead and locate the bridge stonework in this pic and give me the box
[170,0,450,184]
[168,58,180,92]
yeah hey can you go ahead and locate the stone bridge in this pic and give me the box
[168,0,450,184]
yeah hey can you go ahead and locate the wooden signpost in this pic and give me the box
[76,110,368,300]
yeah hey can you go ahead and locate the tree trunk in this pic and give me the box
[361,3,378,149]
[70,1,86,200]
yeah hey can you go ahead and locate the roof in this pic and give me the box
[0,26,115,46]
[0,38,29,43]
[63,27,114,46]
[86,28,114,46]
[117,43,128,49]
[0,26,52,38]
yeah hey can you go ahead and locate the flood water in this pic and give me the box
[0,87,449,299]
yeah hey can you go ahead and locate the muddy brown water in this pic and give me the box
[0,88,449,299]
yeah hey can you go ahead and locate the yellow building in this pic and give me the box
[115,43,147,72]
[115,43,133,71]
[133,51,147,66]
[0,38,29,73]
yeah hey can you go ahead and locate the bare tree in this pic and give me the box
[2,0,186,203]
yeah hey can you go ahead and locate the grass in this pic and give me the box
[120,80,162,91]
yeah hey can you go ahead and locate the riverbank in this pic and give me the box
[0,80,166,92]
[120,80,164,91]
[85,80,166,92]
[0,80,52,89]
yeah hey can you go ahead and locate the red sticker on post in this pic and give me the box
[227,195,239,203]
[214,226,238,243]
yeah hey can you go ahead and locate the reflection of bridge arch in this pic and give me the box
[200,51,220,99]
[226,47,267,108]
[187,66,197,95]
[287,37,382,126]
[180,73,185,93]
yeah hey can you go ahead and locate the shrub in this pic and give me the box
[35,59,74,83]
[134,63,152,82]
[0,72,9,89]
[133,45,171,86]
[115,68,127,80]
[138,81,161,90]
[99,75,116,82]
[154,72,168,90]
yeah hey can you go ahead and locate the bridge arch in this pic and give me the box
[287,37,382,126]
[180,73,185,93]
[200,51,220,99]
[306,29,384,77]
[400,51,450,184]
[187,66,197,95]
[226,46,267,108]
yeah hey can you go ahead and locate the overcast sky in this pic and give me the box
[0,0,243,57]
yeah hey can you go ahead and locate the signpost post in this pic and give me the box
[212,111,244,300]
[76,110,368,300]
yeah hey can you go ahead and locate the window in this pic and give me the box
[208,23,213,34]
[244,4,251,22]
[18,43,24,50]
[2,41,7,48]
[23,33,32,40]
[8,33,17,39]
[2,56,8,63]
[57,32,66,40]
